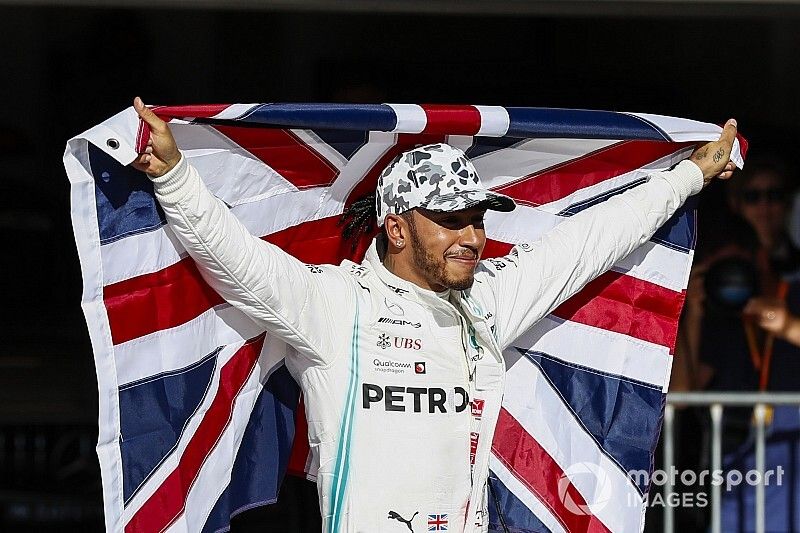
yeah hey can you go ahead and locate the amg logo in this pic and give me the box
[378,317,422,328]
[362,384,469,413]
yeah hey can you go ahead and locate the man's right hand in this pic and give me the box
[131,97,181,177]
[689,118,738,186]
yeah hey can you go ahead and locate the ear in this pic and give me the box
[384,214,409,250]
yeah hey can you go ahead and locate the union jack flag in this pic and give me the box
[64,103,746,532]
[428,513,449,531]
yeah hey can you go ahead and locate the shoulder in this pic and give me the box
[475,244,531,278]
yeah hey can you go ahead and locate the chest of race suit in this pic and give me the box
[295,265,506,533]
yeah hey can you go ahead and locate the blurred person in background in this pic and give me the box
[675,157,799,395]
[670,158,800,531]
[727,157,800,282]
[700,159,800,391]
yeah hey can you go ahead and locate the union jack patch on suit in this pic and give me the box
[428,513,448,531]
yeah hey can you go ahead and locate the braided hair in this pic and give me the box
[338,193,378,251]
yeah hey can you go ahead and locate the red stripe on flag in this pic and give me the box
[135,119,148,154]
[492,408,613,533]
[212,125,339,189]
[552,270,685,351]
[421,105,481,136]
[736,132,749,160]
[136,105,235,153]
[125,333,265,533]
[495,140,694,207]
[482,239,513,259]
[105,257,225,345]
[155,104,232,119]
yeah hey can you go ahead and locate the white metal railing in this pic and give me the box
[663,392,800,533]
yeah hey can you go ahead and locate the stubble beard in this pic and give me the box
[408,223,476,291]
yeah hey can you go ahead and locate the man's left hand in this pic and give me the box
[689,118,738,186]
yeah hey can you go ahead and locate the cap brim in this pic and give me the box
[421,189,517,214]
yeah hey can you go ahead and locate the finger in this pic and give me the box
[145,146,153,154]
[719,118,737,146]
[761,310,778,323]
[130,161,150,173]
[133,96,167,133]
[743,299,764,314]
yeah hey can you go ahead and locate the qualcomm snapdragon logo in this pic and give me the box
[557,462,614,516]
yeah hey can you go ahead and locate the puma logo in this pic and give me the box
[387,510,418,531]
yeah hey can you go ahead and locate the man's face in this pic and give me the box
[405,207,487,291]
[735,172,787,244]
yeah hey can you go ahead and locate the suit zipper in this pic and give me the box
[458,315,475,384]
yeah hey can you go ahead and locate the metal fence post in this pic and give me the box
[664,393,800,533]
[663,403,675,533]
[754,404,766,533]
[710,403,723,533]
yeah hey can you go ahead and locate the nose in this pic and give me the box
[459,223,483,250]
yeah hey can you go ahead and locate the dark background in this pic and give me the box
[1,2,799,531]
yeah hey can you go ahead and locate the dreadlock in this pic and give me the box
[339,193,378,251]
[338,193,415,253]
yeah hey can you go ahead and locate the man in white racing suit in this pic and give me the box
[131,97,737,533]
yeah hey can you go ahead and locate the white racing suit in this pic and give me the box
[150,155,703,533]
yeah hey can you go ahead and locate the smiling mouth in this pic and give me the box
[446,255,478,264]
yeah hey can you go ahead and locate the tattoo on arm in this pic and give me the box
[713,147,725,164]
[693,146,709,160]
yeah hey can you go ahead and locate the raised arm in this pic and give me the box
[475,120,738,350]
[131,98,354,365]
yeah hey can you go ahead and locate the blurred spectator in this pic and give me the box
[670,159,800,531]
[674,158,800,395]
[727,157,800,281]
[694,159,800,395]
[672,215,761,393]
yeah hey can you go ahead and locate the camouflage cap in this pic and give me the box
[375,143,516,226]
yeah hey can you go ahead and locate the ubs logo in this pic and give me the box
[376,334,422,350]
[394,337,422,350]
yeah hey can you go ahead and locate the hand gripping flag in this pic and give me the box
[64,104,746,533]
